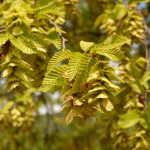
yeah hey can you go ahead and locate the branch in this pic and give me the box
[48,19,68,50]
[0,29,5,33]
[0,26,5,29]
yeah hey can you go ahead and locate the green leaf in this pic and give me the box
[10,35,38,54]
[2,67,13,78]
[118,110,141,128]
[3,81,20,93]
[63,106,83,125]
[128,0,150,4]
[1,51,12,66]
[45,30,61,50]
[36,4,62,17]
[100,99,114,111]
[140,70,150,85]
[23,32,48,47]
[2,101,14,112]
[114,4,128,20]
[96,91,108,99]
[5,76,20,84]
[65,52,82,81]
[101,35,130,49]
[10,57,33,71]
[129,80,146,94]
[80,41,94,52]
[12,26,24,36]
[46,49,73,74]
[94,14,108,28]
[71,53,94,93]
[136,57,147,68]
[0,1,11,15]
[39,65,67,92]
[91,36,130,61]
[107,92,119,104]
[0,33,9,46]
[13,68,33,82]
[35,0,56,10]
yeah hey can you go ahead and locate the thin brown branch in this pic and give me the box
[116,18,122,29]
[0,29,5,33]
[62,37,68,50]
[48,19,68,50]
[0,26,5,29]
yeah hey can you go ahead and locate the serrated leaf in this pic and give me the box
[45,30,61,50]
[46,49,73,74]
[94,14,108,28]
[5,76,20,84]
[1,51,12,67]
[39,65,67,92]
[118,110,141,128]
[65,52,82,81]
[61,100,73,108]
[23,32,48,47]
[91,36,130,61]
[96,91,108,99]
[35,0,56,10]
[13,68,33,82]
[100,99,114,111]
[71,53,95,93]
[104,81,120,89]
[63,106,83,125]
[129,80,146,94]
[3,81,20,93]
[107,92,119,104]
[36,4,62,17]
[140,70,150,85]
[80,41,94,52]
[10,57,33,71]
[114,4,128,20]
[89,86,106,93]
[10,35,38,54]
[2,67,13,78]
[0,33,10,46]
[61,84,71,97]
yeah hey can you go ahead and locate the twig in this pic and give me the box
[0,29,5,33]
[48,19,68,50]
[0,26,5,29]
[116,18,122,29]
[143,21,150,39]
[62,37,68,50]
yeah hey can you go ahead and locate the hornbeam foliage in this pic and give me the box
[39,39,129,125]
[0,0,150,149]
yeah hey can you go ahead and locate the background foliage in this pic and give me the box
[0,0,150,150]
